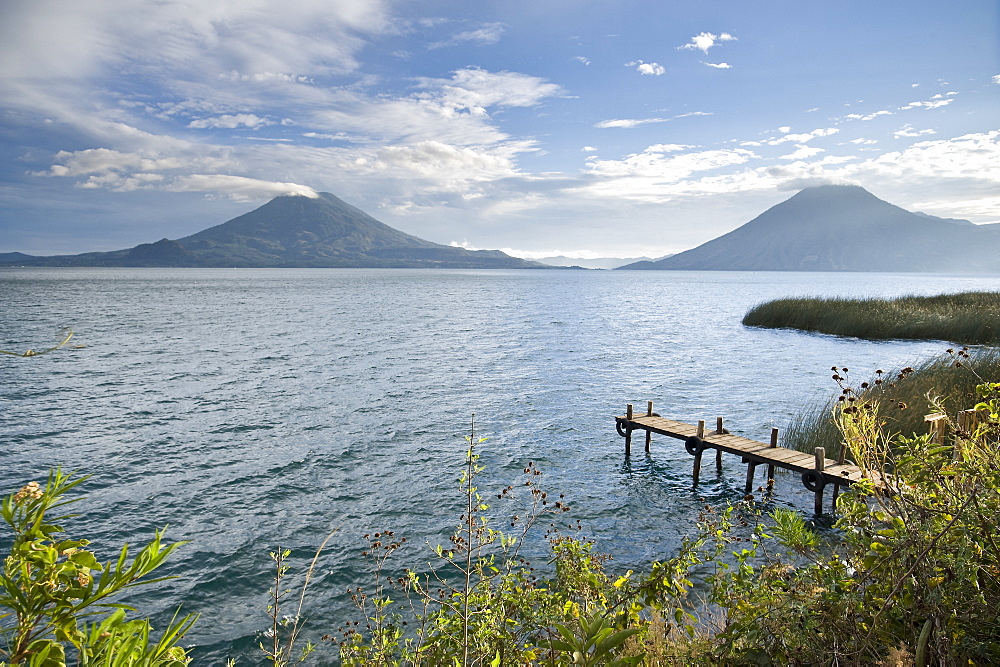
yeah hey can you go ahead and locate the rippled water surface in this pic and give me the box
[2,268,998,662]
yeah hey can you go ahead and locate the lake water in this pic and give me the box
[2,268,999,662]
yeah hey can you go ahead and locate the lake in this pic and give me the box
[2,268,998,662]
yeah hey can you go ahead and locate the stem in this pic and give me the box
[272,547,284,665]
[463,413,475,667]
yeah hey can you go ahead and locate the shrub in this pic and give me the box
[703,378,1000,664]
[0,470,195,666]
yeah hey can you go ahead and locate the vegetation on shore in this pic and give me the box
[743,291,1000,344]
[5,375,1000,665]
[5,332,1000,665]
[785,347,1000,455]
[322,376,1000,665]
[0,470,194,665]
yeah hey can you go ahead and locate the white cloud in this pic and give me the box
[702,62,732,69]
[625,60,665,75]
[900,98,955,110]
[35,145,318,199]
[219,71,313,84]
[38,148,187,177]
[778,126,791,133]
[894,125,936,138]
[595,118,669,129]
[849,138,878,145]
[187,114,272,129]
[428,22,506,49]
[581,146,598,152]
[416,67,563,113]
[844,110,893,121]
[303,131,353,141]
[780,144,824,160]
[859,131,1000,185]
[584,145,757,195]
[993,75,1000,85]
[169,175,318,200]
[743,127,839,146]
[679,32,736,53]
[595,113,709,129]
[370,140,516,179]
[574,56,591,66]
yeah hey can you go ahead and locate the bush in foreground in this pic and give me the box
[326,381,1000,665]
[6,378,999,664]
[0,471,194,666]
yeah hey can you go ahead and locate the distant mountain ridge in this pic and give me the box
[620,185,1000,272]
[0,193,551,269]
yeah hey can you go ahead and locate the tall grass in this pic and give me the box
[743,292,1000,344]
[784,348,1000,455]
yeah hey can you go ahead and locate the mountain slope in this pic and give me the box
[620,185,1000,272]
[0,192,551,269]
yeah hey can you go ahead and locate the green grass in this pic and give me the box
[784,348,1000,455]
[743,291,1000,344]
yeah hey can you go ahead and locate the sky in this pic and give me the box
[1,0,998,259]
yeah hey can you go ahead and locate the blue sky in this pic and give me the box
[1,0,998,258]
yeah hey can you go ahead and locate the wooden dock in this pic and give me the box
[615,402,876,514]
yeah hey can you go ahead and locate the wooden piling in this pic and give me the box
[925,412,947,445]
[813,447,826,515]
[744,460,757,496]
[766,427,778,490]
[645,401,653,452]
[955,409,983,458]
[625,404,633,456]
[693,419,705,485]
[715,417,724,473]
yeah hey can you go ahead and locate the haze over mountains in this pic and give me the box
[3,185,998,272]
[0,193,550,269]
[620,185,1000,273]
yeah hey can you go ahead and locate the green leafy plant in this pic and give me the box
[546,612,641,666]
[334,420,653,666]
[259,527,338,667]
[697,374,1000,665]
[0,470,195,666]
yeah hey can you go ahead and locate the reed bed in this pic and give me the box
[743,291,1000,344]
[783,348,1000,454]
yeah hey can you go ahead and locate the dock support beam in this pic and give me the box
[624,404,633,456]
[813,447,826,515]
[766,428,778,492]
[692,420,705,486]
[744,461,757,496]
[645,401,653,453]
[715,417,724,473]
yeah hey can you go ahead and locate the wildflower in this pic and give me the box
[13,481,43,504]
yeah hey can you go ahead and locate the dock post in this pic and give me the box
[692,419,705,485]
[715,417,724,473]
[766,428,778,491]
[645,401,653,452]
[925,413,947,445]
[744,461,757,496]
[956,409,981,458]
[625,404,633,456]
[813,447,826,514]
